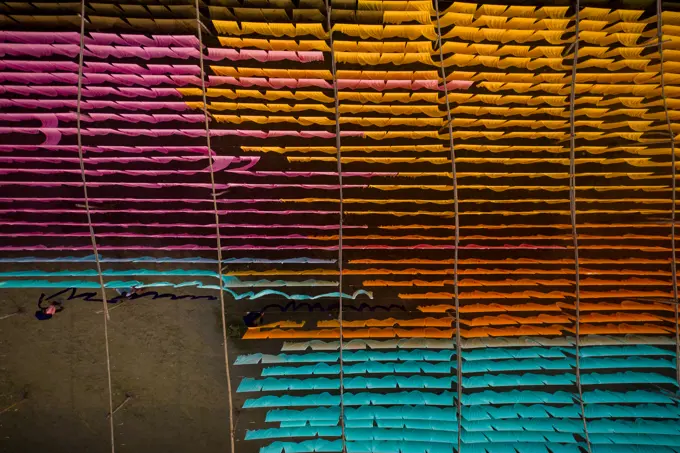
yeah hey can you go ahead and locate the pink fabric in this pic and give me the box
[6,232,341,240]
[0,196,277,204]
[88,33,199,48]
[0,31,80,44]
[2,168,390,178]
[0,73,78,84]
[81,101,190,111]
[0,99,75,109]
[211,156,260,172]
[0,221,366,230]
[0,127,365,140]
[439,80,474,91]
[0,113,205,124]
[111,88,183,98]
[0,32,199,48]
[0,145,212,155]
[147,64,200,75]
[0,43,80,58]
[85,62,200,75]
[84,74,177,87]
[120,34,199,48]
[0,245,335,251]
[84,45,200,60]
[0,86,183,98]
[0,60,77,72]
[0,244,566,251]
[0,181,362,190]
[0,156,259,171]
[0,209,339,215]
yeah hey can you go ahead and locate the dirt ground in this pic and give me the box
[0,288,256,453]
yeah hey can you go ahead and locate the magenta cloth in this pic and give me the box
[81,101,190,111]
[0,181,363,190]
[0,60,78,72]
[0,113,206,124]
[0,127,366,144]
[84,45,200,60]
[0,73,78,84]
[0,209,339,215]
[0,156,259,171]
[0,86,183,98]
[0,43,80,58]
[0,221,365,230]
[5,232,340,240]
[0,32,199,48]
[0,196,277,204]
[88,33,199,48]
[439,80,474,90]
[0,31,80,44]
[0,145,213,155]
[0,72,201,87]
[84,74,202,87]
[211,156,260,171]
[84,62,200,75]
[0,168,395,178]
[0,243,567,251]
[0,245,337,251]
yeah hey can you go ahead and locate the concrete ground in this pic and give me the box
[0,288,247,453]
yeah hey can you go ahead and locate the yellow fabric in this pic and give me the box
[339,104,443,117]
[217,37,330,51]
[213,20,328,38]
[211,66,333,80]
[440,93,671,110]
[579,31,649,46]
[206,102,333,113]
[231,8,290,22]
[336,51,436,66]
[190,89,334,102]
[339,92,439,103]
[287,157,450,164]
[476,81,663,97]
[333,40,432,53]
[214,115,444,127]
[336,70,438,80]
[383,11,432,24]
[580,7,644,23]
[332,23,437,40]
[342,117,444,127]
[443,27,568,44]
[357,0,434,11]
[439,42,566,58]
[292,9,327,21]
[212,20,241,35]
[365,131,442,140]
[439,13,571,30]
[214,115,334,125]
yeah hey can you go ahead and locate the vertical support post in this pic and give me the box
[76,1,116,452]
[433,0,462,450]
[656,0,680,387]
[322,1,347,450]
[194,2,237,451]
[567,2,593,451]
